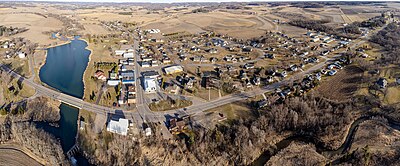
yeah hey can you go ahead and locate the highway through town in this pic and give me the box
[0,25,382,127]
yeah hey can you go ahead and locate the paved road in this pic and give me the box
[0,64,118,115]
[0,23,383,126]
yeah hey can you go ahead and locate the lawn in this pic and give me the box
[1,58,31,77]
[204,102,252,122]
[149,99,192,112]
[82,38,119,106]
[1,75,35,103]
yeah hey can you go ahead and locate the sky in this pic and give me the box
[7,0,390,3]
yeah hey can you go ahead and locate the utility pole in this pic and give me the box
[208,87,211,101]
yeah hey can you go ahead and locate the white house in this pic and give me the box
[115,50,125,56]
[123,52,134,58]
[145,127,152,136]
[18,52,26,59]
[321,36,330,42]
[107,80,120,86]
[106,118,129,136]
[311,38,320,42]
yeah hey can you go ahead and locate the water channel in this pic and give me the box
[38,36,90,165]
[252,116,400,166]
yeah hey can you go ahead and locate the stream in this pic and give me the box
[38,36,90,165]
[252,116,400,166]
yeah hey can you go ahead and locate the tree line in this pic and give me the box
[0,116,68,165]
[370,22,400,65]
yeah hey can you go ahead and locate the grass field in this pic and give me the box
[1,76,35,103]
[205,101,252,122]
[0,58,31,77]
[82,38,119,106]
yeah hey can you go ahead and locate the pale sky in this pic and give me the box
[6,0,390,3]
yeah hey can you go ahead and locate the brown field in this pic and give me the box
[81,24,109,35]
[0,144,43,166]
[0,13,63,45]
[143,11,276,39]
[143,18,205,34]
[316,65,364,101]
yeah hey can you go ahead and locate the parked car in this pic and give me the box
[328,70,337,76]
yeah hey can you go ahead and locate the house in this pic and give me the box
[142,70,160,79]
[118,86,127,105]
[361,53,369,58]
[168,116,190,134]
[242,46,252,52]
[325,38,335,43]
[311,38,320,42]
[210,57,218,63]
[120,65,127,72]
[163,65,184,75]
[151,60,158,67]
[340,41,349,45]
[94,70,107,81]
[115,50,125,56]
[376,78,388,89]
[145,127,152,136]
[252,76,261,85]
[264,53,275,59]
[128,94,136,104]
[146,29,160,34]
[106,118,129,136]
[80,120,85,130]
[207,48,218,54]
[127,58,135,65]
[306,32,316,37]
[162,57,171,64]
[266,76,274,83]
[107,80,120,86]
[18,52,26,59]
[186,78,195,89]
[120,70,135,84]
[123,52,134,58]
[299,52,309,57]
[321,36,330,42]
[110,72,118,79]
[192,56,202,62]
[144,77,157,93]
[256,99,269,108]
[279,71,287,77]
[142,61,151,67]
[243,63,255,69]
[224,55,235,62]
[290,65,298,72]
[202,72,219,88]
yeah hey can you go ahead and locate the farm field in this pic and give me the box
[0,144,43,166]
[0,13,62,45]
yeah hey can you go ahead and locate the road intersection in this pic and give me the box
[0,26,378,128]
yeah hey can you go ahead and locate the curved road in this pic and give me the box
[0,22,381,124]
